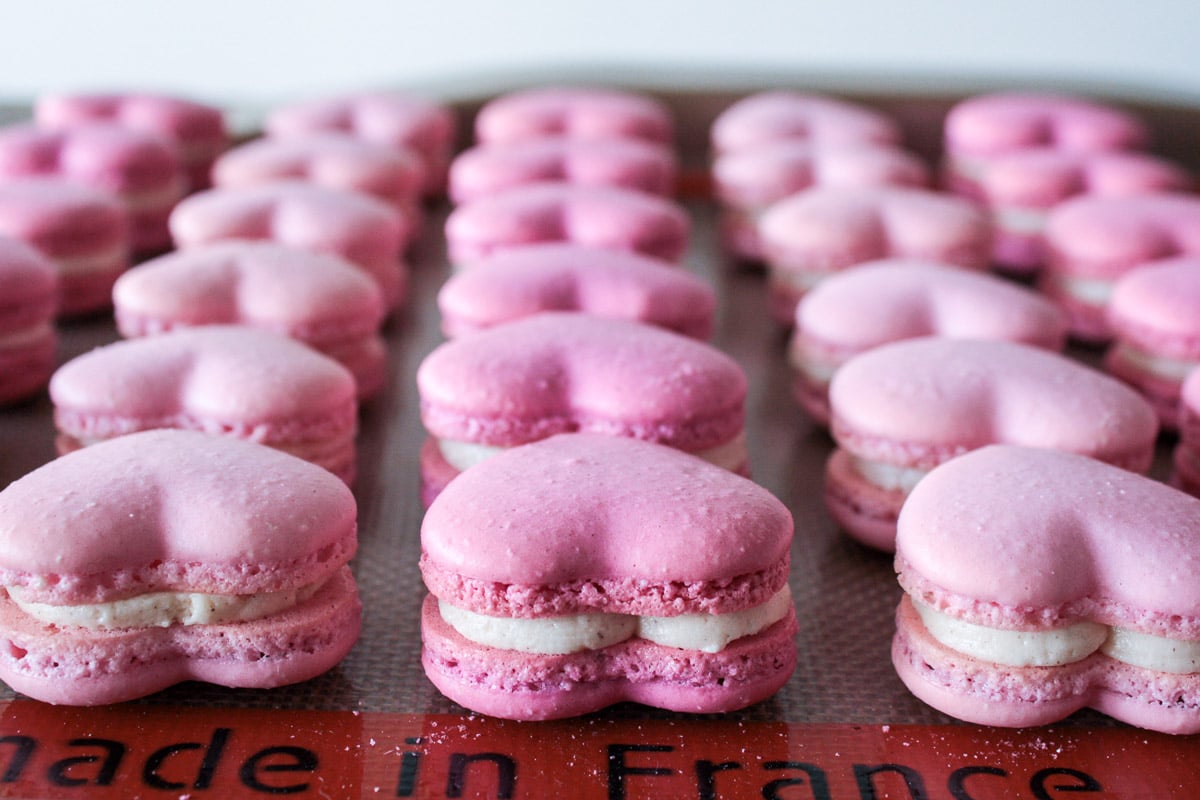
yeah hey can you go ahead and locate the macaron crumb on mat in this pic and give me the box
[2,83,1200,798]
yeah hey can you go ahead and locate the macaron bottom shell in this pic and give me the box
[892,597,1200,735]
[0,566,361,706]
[822,448,906,552]
[420,595,799,721]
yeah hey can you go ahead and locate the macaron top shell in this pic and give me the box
[1045,193,1200,276]
[444,183,690,264]
[795,260,1067,353]
[830,338,1157,470]
[943,92,1149,158]
[473,87,673,145]
[1107,257,1200,356]
[978,147,1191,207]
[113,240,384,338]
[211,133,424,207]
[759,187,991,270]
[418,312,744,448]
[713,140,930,208]
[421,433,791,614]
[0,428,356,604]
[448,136,677,203]
[0,123,182,194]
[710,91,904,155]
[896,444,1200,636]
[50,326,356,436]
[436,243,715,338]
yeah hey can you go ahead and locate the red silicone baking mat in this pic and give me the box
[1,83,1200,798]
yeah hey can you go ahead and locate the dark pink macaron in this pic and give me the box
[264,91,458,196]
[436,243,715,339]
[942,91,1149,199]
[1104,257,1200,428]
[1040,193,1200,342]
[0,177,131,316]
[0,122,185,254]
[444,183,690,267]
[168,181,412,311]
[712,140,931,261]
[113,240,388,400]
[212,133,425,214]
[710,91,904,156]
[975,147,1191,274]
[35,91,230,191]
[758,186,992,324]
[0,237,59,404]
[473,86,673,146]
[0,428,361,706]
[826,338,1158,551]
[416,312,747,505]
[790,259,1067,425]
[448,136,677,204]
[50,325,360,484]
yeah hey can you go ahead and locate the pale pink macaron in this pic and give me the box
[420,432,796,720]
[0,123,185,254]
[473,86,673,146]
[263,91,457,196]
[791,260,1067,425]
[0,177,131,316]
[50,326,359,484]
[0,428,360,706]
[34,91,230,191]
[758,186,992,324]
[0,237,58,404]
[942,91,1150,199]
[168,181,411,311]
[712,140,931,261]
[709,91,904,156]
[825,337,1158,551]
[436,243,715,339]
[894,444,1200,734]
[113,241,387,399]
[211,133,425,214]
[976,147,1191,274]
[448,136,677,204]
[1173,369,1200,497]
[1104,257,1200,428]
[1040,193,1200,342]
[416,312,747,505]
[444,183,690,267]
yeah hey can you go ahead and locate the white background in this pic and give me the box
[0,0,1197,110]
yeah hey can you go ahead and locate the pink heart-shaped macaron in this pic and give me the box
[168,181,412,309]
[420,432,795,720]
[894,444,1200,734]
[444,183,690,266]
[0,429,360,705]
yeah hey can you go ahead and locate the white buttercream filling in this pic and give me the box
[914,599,1200,673]
[1112,342,1198,382]
[1050,274,1114,307]
[851,455,929,494]
[992,206,1047,235]
[6,579,325,630]
[439,586,793,655]
[437,431,747,473]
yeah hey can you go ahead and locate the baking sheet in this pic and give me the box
[0,83,1198,750]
